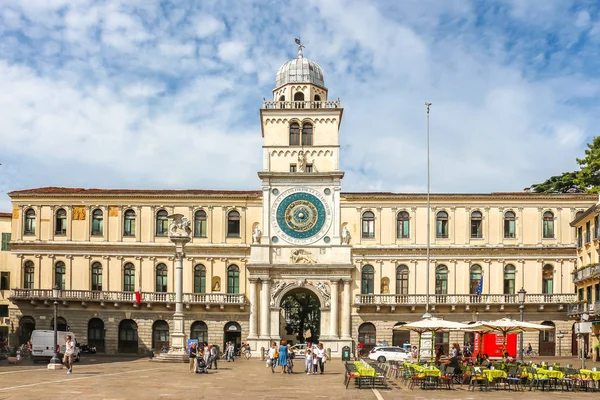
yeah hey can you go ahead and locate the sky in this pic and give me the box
[1,0,600,211]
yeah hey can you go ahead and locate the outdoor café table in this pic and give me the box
[537,369,564,379]
[580,369,600,381]
[411,364,441,389]
[353,361,375,389]
[483,369,508,384]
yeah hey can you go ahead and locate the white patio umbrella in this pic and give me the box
[394,317,470,362]
[463,318,553,361]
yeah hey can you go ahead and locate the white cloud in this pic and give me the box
[218,41,246,63]
[194,13,225,38]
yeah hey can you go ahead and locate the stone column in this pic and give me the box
[341,279,352,339]
[248,278,258,338]
[169,235,190,355]
[260,278,271,338]
[329,280,339,339]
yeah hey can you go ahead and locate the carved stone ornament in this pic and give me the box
[308,281,331,307]
[168,214,192,237]
[341,225,351,245]
[270,280,291,305]
[72,206,86,221]
[290,249,316,264]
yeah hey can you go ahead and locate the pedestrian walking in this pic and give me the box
[203,342,210,366]
[315,343,326,374]
[210,344,218,370]
[278,340,288,373]
[286,344,294,374]
[63,335,75,374]
[226,341,235,362]
[305,349,314,375]
[189,342,198,373]
[267,342,278,373]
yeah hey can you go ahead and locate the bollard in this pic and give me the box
[261,347,265,361]
[327,348,332,360]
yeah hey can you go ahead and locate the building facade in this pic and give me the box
[3,44,596,356]
[1,212,12,342]
[569,202,600,360]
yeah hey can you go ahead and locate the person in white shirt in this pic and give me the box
[267,342,277,373]
[63,335,75,374]
[305,349,314,375]
[315,343,327,374]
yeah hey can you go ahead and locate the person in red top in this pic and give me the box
[356,342,363,359]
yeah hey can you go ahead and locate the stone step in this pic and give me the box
[151,353,188,363]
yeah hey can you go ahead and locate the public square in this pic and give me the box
[0,356,599,400]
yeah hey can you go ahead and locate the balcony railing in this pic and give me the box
[572,264,600,283]
[10,289,246,308]
[568,301,600,317]
[262,100,341,110]
[355,293,576,307]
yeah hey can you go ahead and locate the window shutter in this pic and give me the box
[1,233,10,251]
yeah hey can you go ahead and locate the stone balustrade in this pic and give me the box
[10,288,246,308]
[572,264,600,283]
[567,301,600,317]
[354,293,576,308]
[262,100,341,110]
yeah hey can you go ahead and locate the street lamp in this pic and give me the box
[518,287,526,362]
[580,312,590,370]
[556,331,564,357]
[47,285,62,369]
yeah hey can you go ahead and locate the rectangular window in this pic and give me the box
[587,285,593,303]
[595,283,600,303]
[124,274,135,292]
[1,233,10,251]
[578,227,583,247]
[92,273,102,291]
[0,326,8,341]
[305,164,313,172]
[578,288,584,301]
[0,272,9,290]
[470,220,482,238]
[0,305,8,317]
[504,220,515,238]
[92,218,103,236]
[124,220,136,236]
[362,220,375,238]
[596,215,600,239]
[586,221,591,243]
[290,164,297,172]
[436,220,448,238]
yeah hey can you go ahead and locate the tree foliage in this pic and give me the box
[281,292,320,343]
[531,136,600,193]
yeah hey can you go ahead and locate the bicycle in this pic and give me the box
[525,350,538,357]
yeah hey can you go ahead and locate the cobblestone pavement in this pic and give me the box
[0,356,598,400]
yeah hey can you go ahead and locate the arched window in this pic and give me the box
[194,210,207,238]
[396,265,409,295]
[358,322,377,353]
[55,261,66,290]
[279,95,285,102]
[436,211,449,238]
[118,319,138,354]
[543,211,554,238]
[542,264,554,294]
[24,208,36,235]
[91,209,103,235]
[469,264,482,294]
[503,264,516,295]
[91,262,102,291]
[293,92,305,108]
[302,123,313,146]
[362,211,375,239]
[470,211,483,238]
[361,265,375,294]
[88,318,105,353]
[123,263,135,292]
[190,321,208,343]
[314,94,321,108]
[227,265,240,294]
[23,260,34,289]
[155,210,168,236]
[124,209,136,236]
[194,264,206,293]
[396,211,410,239]
[227,210,241,238]
[155,263,168,293]
[55,208,67,235]
[435,265,448,295]
[289,122,300,145]
[152,320,169,352]
[504,211,516,238]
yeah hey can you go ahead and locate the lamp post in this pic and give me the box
[580,312,590,370]
[556,331,564,357]
[47,285,62,369]
[518,287,526,363]
[423,102,432,320]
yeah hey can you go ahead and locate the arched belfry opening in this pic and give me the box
[280,287,321,344]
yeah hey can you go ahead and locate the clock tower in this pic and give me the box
[247,41,353,355]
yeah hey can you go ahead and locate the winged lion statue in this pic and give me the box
[167,213,192,237]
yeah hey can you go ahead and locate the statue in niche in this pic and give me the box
[381,277,390,294]
[298,150,306,172]
[252,225,261,244]
[212,277,221,292]
[341,226,351,245]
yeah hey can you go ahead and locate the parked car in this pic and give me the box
[368,346,411,363]
[289,343,318,359]
[79,344,97,354]
[30,330,81,363]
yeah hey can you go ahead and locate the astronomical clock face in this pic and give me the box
[271,187,332,245]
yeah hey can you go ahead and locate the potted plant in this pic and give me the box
[594,343,599,361]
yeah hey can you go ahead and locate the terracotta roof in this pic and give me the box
[0,212,11,218]
[9,187,262,197]
[570,203,599,227]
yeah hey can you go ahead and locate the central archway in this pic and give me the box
[279,287,321,344]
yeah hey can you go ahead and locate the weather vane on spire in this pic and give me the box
[295,37,304,58]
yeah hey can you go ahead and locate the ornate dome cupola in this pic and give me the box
[275,39,325,89]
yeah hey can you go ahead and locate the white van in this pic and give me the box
[30,330,80,363]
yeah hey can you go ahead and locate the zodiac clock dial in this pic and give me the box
[271,188,332,244]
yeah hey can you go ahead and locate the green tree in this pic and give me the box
[531,171,583,193]
[281,292,320,343]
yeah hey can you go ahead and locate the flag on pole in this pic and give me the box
[135,286,141,305]
[475,273,484,295]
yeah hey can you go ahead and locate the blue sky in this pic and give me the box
[1,0,600,211]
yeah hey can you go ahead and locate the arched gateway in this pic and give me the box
[279,287,321,344]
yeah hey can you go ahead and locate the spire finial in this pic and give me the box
[295,37,304,58]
